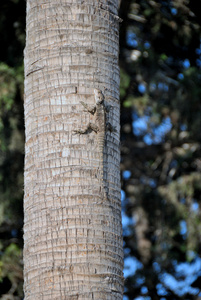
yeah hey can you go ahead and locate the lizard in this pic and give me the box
[73,88,116,201]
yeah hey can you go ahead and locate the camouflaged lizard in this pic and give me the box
[74,88,116,200]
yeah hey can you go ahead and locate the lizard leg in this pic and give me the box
[73,126,90,135]
[88,122,99,133]
[73,122,99,135]
[106,122,117,133]
[105,104,112,113]
[80,101,96,114]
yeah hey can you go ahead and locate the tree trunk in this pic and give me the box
[24,1,123,299]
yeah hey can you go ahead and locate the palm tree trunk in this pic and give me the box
[24,1,123,299]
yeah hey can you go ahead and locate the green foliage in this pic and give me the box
[0,60,24,225]
[0,63,15,106]
[0,244,23,297]
[0,63,16,151]
[120,68,130,98]
[120,0,201,298]
[0,1,25,298]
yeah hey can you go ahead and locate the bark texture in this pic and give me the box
[24,0,123,299]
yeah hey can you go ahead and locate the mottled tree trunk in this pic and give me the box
[24,1,123,299]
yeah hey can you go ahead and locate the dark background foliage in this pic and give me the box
[119,0,201,299]
[0,0,201,299]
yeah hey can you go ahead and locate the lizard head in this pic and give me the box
[94,88,104,104]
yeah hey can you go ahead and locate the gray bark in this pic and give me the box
[24,1,123,299]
